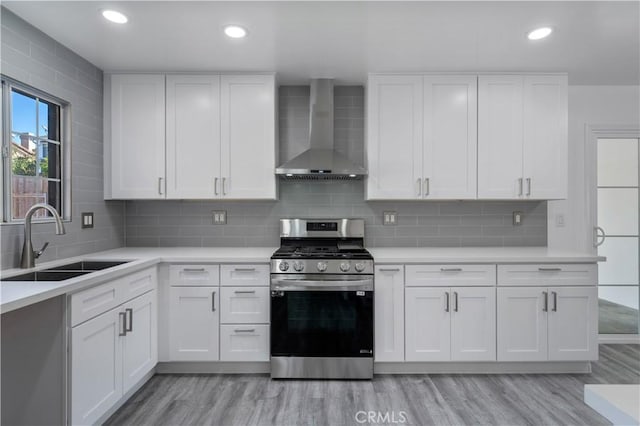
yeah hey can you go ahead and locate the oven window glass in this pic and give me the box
[271,291,373,357]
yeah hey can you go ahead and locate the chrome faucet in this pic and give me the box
[20,203,66,269]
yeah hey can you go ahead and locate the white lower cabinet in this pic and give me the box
[220,287,269,324]
[220,324,269,361]
[71,289,157,425]
[497,286,598,361]
[374,266,405,361]
[169,286,219,361]
[405,287,496,362]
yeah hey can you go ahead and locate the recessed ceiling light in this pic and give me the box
[527,27,553,41]
[102,10,128,24]
[224,25,248,39]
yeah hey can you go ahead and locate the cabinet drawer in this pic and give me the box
[497,264,597,286]
[220,287,270,324]
[121,267,157,301]
[220,324,269,361]
[405,264,496,287]
[220,264,269,286]
[71,280,123,327]
[170,264,219,286]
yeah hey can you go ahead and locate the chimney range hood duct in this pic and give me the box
[275,79,367,180]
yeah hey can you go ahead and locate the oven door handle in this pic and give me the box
[270,277,373,291]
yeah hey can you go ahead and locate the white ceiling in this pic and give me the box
[3,1,639,85]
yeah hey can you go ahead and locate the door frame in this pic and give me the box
[585,124,640,344]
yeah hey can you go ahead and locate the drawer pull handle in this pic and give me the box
[234,328,255,333]
[379,268,400,272]
[542,291,548,312]
[183,268,206,272]
[234,268,256,272]
[538,268,562,272]
[125,308,133,332]
[440,268,463,272]
[119,312,127,336]
[234,290,256,294]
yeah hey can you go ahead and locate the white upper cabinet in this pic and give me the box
[478,74,567,199]
[221,75,276,199]
[423,76,477,199]
[166,75,221,199]
[107,74,166,199]
[366,75,423,199]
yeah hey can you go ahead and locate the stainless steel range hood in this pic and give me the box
[276,79,367,180]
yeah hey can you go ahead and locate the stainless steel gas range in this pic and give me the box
[270,218,374,379]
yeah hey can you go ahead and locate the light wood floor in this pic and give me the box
[106,344,640,426]
[599,299,639,334]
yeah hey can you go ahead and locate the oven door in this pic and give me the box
[270,274,374,358]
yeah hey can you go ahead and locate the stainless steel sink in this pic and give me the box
[45,260,130,272]
[3,270,93,281]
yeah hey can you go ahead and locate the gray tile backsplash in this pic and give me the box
[1,8,124,269]
[125,86,547,248]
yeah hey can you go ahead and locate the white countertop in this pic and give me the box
[1,246,603,314]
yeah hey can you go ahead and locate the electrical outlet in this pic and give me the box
[555,213,566,227]
[212,210,227,225]
[512,211,524,226]
[81,212,94,229]
[383,211,397,226]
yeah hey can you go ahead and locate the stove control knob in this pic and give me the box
[293,261,305,272]
[278,261,289,272]
[316,262,328,272]
[340,262,351,272]
[354,263,366,272]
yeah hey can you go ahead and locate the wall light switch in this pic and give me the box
[512,211,523,226]
[81,212,94,229]
[555,213,566,227]
[383,211,397,226]
[212,210,227,225]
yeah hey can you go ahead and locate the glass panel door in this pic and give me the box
[597,138,640,334]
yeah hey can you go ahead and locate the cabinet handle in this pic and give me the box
[119,312,127,336]
[453,292,459,312]
[542,291,548,312]
[526,178,531,196]
[518,178,523,197]
[212,291,216,312]
[183,268,206,272]
[214,177,219,195]
[416,179,422,197]
[234,328,255,333]
[440,268,463,272]
[158,177,163,195]
[125,308,133,332]
[234,267,256,272]
[552,291,558,312]
[445,292,450,312]
[234,290,256,294]
[378,268,400,272]
[538,267,562,272]
[424,178,430,196]
[222,177,227,195]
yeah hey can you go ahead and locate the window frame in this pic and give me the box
[1,75,71,224]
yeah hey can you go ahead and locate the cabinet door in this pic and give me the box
[497,287,548,361]
[109,74,166,199]
[220,75,276,199]
[169,287,219,361]
[451,287,496,361]
[374,266,405,361]
[166,75,221,199]
[423,76,477,199]
[122,291,157,393]
[548,286,598,361]
[366,75,423,200]
[477,75,524,199]
[71,308,123,425]
[405,287,451,361]
[523,75,568,199]
[220,324,269,361]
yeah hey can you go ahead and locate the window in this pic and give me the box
[1,77,69,222]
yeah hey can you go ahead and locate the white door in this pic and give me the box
[169,287,219,361]
[548,287,598,361]
[405,287,451,361]
[220,75,276,199]
[596,137,640,335]
[219,324,269,361]
[497,287,548,361]
[374,266,405,361]
[109,74,166,199]
[122,290,157,393]
[165,75,221,199]
[71,308,123,425]
[451,287,496,361]
[423,75,477,199]
[522,75,568,199]
[366,75,423,200]
[477,75,524,199]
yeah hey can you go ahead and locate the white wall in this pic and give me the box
[548,85,640,252]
